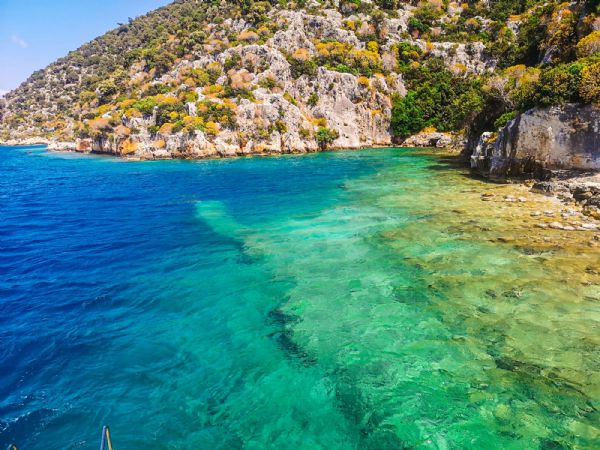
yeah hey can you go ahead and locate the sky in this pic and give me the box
[0,0,173,94]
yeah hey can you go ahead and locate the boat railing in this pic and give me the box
[99,425,114,450]
[4,425,112,449]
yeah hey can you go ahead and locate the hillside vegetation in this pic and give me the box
[0,0,598,158]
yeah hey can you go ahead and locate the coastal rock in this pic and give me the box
[1,137,50,146]
[471,104,600,178]
[402,131,464,150]
[47,141,76,151]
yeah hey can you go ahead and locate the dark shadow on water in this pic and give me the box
[425,153,464,171]
[426,154,523,186]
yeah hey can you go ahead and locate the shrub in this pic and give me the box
[79,90,97,104]
[180,90,199,103]
[97,79,118,103]
[534,62,583,106]
[224,85,255,101]
[315,127,339,150]
[144,48,175,76]
[287,53,318,79]
[307,92,319,106]
[283,92,298,106]
[357,76,370,87]
[494,111,518,130]
[400,59,485,132]
[224,53,242,71]
[334,64,355,74]
[146,83,173,96]
[577,31,600,58]
[203,84,225,96]
[88,117,111,134]
[408,17,429,34]
[132,97,159,115]
[188,68,211,86]
[464,18,482,33]
[159,123,175,135]
[238,30,260,42]
[124,108,142,119]
[580,62,600,103]
[204,121,220,136]
[274,120,287,133]
[514,4,553,66]
[502,65,542,109]
[196,100,236,128]
[299,128,312,139]
[367,41,379,53]
[154,97,186,127]
[258,76,279,90]
[315,41,382,76]
[182,115,205,132]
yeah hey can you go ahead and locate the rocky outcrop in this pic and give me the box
[530,172,600,219]
[471,104,600,177]
[402,131,464,150]
[1,137,51,146]
[419,41,496,75]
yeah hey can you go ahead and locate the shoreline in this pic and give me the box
[3,140,599,227]
[0,139,398,161]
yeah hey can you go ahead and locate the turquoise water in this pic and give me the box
[1,146,599,449]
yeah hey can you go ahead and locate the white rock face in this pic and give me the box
[85,26,406,159]
[1,137,51,146]
[421,41,496,74]
[0,6,503,160]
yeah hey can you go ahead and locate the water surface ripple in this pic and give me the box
[0,146,599,449]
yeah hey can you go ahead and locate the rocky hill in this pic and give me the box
[0,0,598,160]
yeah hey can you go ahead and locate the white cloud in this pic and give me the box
[10,34,29,49]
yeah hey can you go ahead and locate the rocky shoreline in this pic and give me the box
[0,137,397,160]
[0,129,465,158]
[3,131,599,229]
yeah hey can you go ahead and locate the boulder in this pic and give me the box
[471,104,600,177]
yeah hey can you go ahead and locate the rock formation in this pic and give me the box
[471,104,600,178]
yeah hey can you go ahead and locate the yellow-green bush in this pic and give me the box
[577,31,600,58]
[315,41,382,76]
[580,62,600,104]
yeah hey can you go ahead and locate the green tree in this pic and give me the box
[315,127,339,150]
[391,92,426,138]
[97,80,118,103]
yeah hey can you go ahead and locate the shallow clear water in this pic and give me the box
[1,146,599,449]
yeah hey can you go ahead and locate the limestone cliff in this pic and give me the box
[0,0,499,159]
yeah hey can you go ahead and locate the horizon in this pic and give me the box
[0,0,172,93]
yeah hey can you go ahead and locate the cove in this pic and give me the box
[0,146,599,449]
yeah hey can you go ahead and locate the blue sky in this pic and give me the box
[0,0,173,94]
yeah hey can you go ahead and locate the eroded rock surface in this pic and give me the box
[471,104,600,178]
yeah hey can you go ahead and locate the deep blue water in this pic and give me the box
[0,146,385,448]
